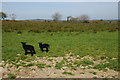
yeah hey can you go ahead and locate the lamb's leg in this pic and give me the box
[33,48,36,54]
[30,50,33,56]
[41,48,44,52]
[46,48,49,52]
[25,49,27,55]
[31,53,33,56]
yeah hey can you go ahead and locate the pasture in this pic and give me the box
[2,30,118,60]
[1,20,119,78]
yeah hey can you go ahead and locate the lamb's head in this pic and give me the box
[21,42,26,45]
[38,42,42,45]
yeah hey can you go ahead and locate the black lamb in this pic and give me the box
[21,42,36,56]
[38,42,50,52]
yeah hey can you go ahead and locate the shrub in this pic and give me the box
[7,73,16,79]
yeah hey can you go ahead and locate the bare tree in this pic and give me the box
[78,14,89,23]
[0,12,7,20]
[10,13,16,20]
[52,12,62,21]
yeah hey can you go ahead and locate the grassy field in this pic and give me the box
[1,21,119,78]
[2,21,118,60]
[2,31,118,61]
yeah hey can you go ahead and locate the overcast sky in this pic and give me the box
[2,2,119,20]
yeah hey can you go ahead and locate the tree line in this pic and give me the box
[0,12,92,23]
[0,12,16,20]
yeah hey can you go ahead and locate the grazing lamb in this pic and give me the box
[21,42,36,56]
[38,42,50,52]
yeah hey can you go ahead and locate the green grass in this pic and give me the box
[15,63,35,68]
[36,63,46,68]
[80,72,85,74]
[7,73,16,79]
[93,76,97,79]
[55,62,64,69]
[93,60,119,71]
[89,71,97,75]
[46,65,52,67]
[62,71,75,75]
[74,59,94,67]
[47,59,53,61]
[26,63,35,67]
[100,56,107,60]
[2,31,118,61]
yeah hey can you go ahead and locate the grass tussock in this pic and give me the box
[62,71,75,75]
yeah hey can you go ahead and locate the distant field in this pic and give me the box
[1,21,119,78]
[2,20,118,32]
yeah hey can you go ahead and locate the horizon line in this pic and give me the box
[4,18,119,20]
